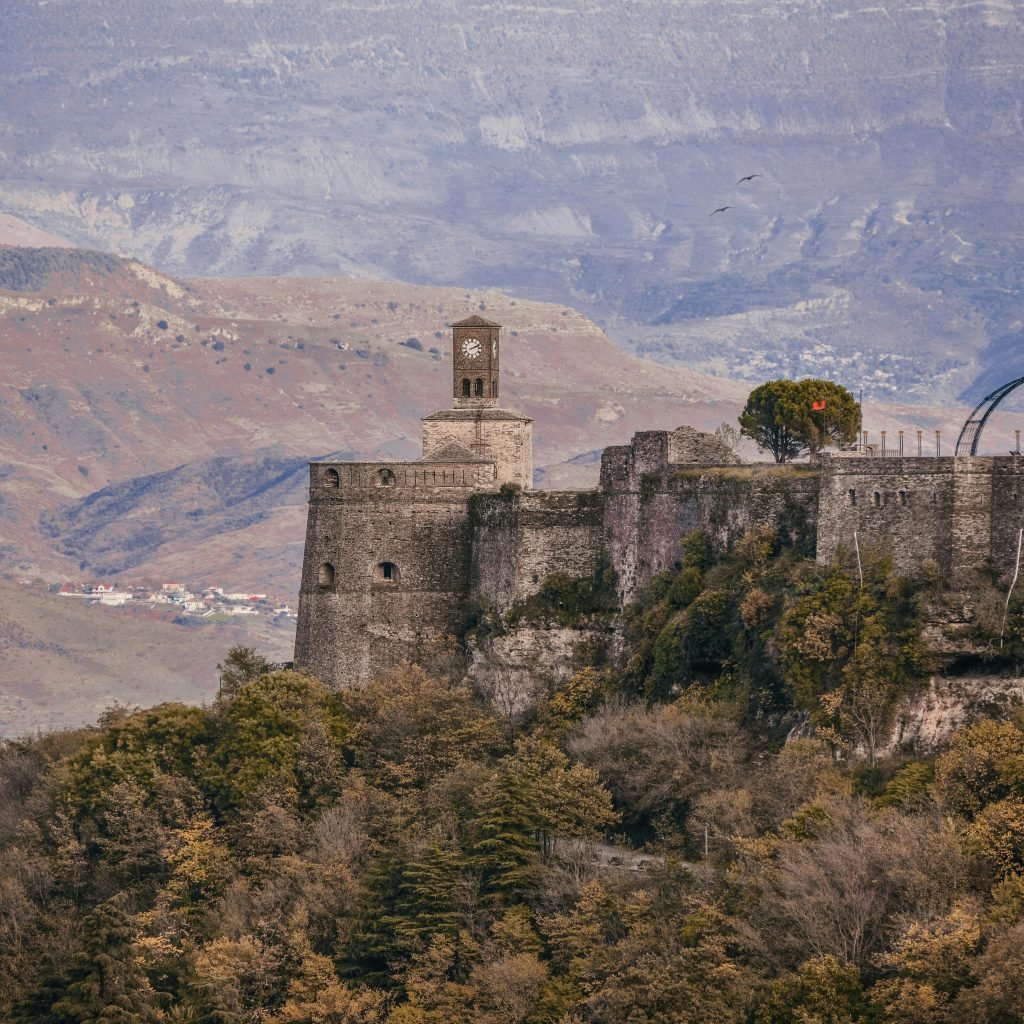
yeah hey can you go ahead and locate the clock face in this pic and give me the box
[461,337,481,358]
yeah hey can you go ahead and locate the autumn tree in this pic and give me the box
[739,379,859,463]
[934,719,1024,818]
[756,955,870,1024]
[344,665,502,792]
[569,700,746,844]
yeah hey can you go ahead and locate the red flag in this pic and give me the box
[812,399,827,411]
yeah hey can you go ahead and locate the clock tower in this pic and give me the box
[451,314,500,407]
[420,313,532,489]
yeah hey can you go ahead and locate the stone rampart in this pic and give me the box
[817,456,956,575]
[294,459,487,687]
[470,490,605,611]
[297,416,1024,692]
[818,454,1024,584]
[600,432,819,603]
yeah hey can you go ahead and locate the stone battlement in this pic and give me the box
[818,453,1024,581]
[311,459,497,494]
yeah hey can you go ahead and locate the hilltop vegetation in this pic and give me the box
[0,246,124,291]
[4,533,1024,1021]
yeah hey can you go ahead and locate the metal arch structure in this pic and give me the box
[956,374,1024,456]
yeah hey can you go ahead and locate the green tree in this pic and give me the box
[739,379,859,463]
[204,671,348,815]
[472,738,616,901]
[384,833,468,948]
[216,646,273,699]
[63,703,212,818]
[49,894,161,1024]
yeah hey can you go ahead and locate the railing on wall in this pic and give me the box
[845,428,1024,458]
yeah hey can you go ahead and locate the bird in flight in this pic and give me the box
[710,206,731,217]
[737,174,761,184]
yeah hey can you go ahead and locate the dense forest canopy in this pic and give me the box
[3,531,1024,1022]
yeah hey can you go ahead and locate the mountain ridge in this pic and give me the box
[2,1,1023,403]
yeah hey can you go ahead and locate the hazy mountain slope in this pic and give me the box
[0,213,71,249]
[0,580,294,737]
[1,1,1022,403]
[0,246,747,586]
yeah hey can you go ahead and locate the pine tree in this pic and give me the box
[385,839,466,945]
[471,781,540,903]
[48,894,160,1023]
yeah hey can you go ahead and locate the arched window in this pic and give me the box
[848,488,857,506]
[873,491,882,508]
[491,380,498,398]
[324,467,340,489]
[475,378,484,397]
[378,468,396,487]
[898,489,908,507]
[461,378,471,397]
[375,561,399,583]
[318,562,335,587]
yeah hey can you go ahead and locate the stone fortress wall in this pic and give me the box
[817,454,1024,585]
[293,456,488,687]
[294,315,1024,689]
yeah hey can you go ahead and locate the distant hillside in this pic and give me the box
[2,1,1023,404]
[0,579,293,737]
[0,213,72,249]
[0,245,751,589]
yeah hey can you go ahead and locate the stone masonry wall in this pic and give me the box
[817,456,956,576]
[989,458,1024,581]
[422,411,533,489]
[294,459,487,688]
[817,454,1024,584]
[470,491,605,612]
[600,433,820,604]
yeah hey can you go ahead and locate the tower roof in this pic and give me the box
[450,314,502,328]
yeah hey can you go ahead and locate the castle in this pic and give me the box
[294,318,1024,689]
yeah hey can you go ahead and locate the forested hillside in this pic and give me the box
[3,532,1024,1021]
